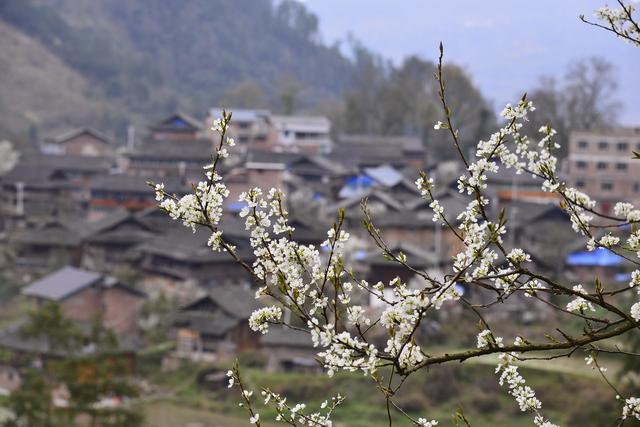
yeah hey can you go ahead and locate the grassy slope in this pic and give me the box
[141,355,621,427]
[0,21,111,139]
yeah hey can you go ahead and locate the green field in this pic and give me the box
[140,351,627,427]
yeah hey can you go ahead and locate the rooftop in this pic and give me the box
[23,266,102,301]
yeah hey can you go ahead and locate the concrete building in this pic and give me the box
[567,127,640,211]
[271,115,332,154]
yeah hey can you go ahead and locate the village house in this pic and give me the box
[8,217,88,274]
[0,153,115,223]
[171,284,261,361]
[338,164,420,201]
[40,128,114,157]
[125,138,217,179]
[81,209,158,271]
[271,115,332,154]
[260,327,318,373]
[361,242,439,287]
[348,189,468,266]
[149,112,204,141]
[208,108,277,150]
[333,134,425,170]
[22,266,146,335]
[87,174,190,219]
[132,224,254,300]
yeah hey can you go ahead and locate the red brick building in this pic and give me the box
[22,266,146,335]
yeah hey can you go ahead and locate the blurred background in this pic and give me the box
[0,1,638,426]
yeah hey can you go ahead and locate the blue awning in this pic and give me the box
[566,247,624,267]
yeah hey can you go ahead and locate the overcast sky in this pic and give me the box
[303,0,639,125]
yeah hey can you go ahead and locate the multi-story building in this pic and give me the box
[207,108,276,150]
[271,115,332,154]
[567,127,640,211]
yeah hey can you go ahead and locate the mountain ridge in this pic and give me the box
[0,0,355,142]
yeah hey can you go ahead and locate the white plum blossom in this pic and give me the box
[249,306,283,334]
[598,233,620,248]
[631,302,640,321]
[417,418,438,427]
[566,285,595,313]
[622,397,640,420]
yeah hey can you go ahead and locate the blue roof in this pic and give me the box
[170,118,188,127]
[566,247,624,267]
[346,174,375,187]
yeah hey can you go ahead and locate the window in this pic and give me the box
[597,162,608,170]
[617,142,629,151]
[576,161,587,169]
[578,140,588,149]
[601,182,613,191]
[616,163,628,171]
[598,141,609,150]
[635,183,640,193]
[576,180,585,188]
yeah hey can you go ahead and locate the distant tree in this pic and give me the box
[276,0,320,42]
[341,41,390,134]
[427,63,496,159]
[525,57,622,157]
[3,370,55,427]
[221,80,268,109]
[277,76,304,115]
[340,48,495,160]
[4,303,142,427]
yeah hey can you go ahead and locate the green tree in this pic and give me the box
[221,80,268,109]
[4,304,142,427]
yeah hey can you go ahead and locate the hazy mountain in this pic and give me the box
[0,0,354,141]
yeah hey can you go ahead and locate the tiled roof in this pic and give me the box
[22,266,101,301]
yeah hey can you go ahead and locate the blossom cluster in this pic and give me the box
[595,3,640,46]
[477,331,557,427]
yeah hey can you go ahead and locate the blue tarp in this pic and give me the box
[566,247,624,267]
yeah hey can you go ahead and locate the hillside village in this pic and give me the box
[0,106,638,404]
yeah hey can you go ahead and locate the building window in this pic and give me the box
[597,162,607,170]
[616,163,628,171]
[576,161,587,169]
[635,183,640,193]
[576,180,585,188]
[618,142,629,151]
[602,182,613,191]
[578,141,588,149]
[598,141,609,150]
